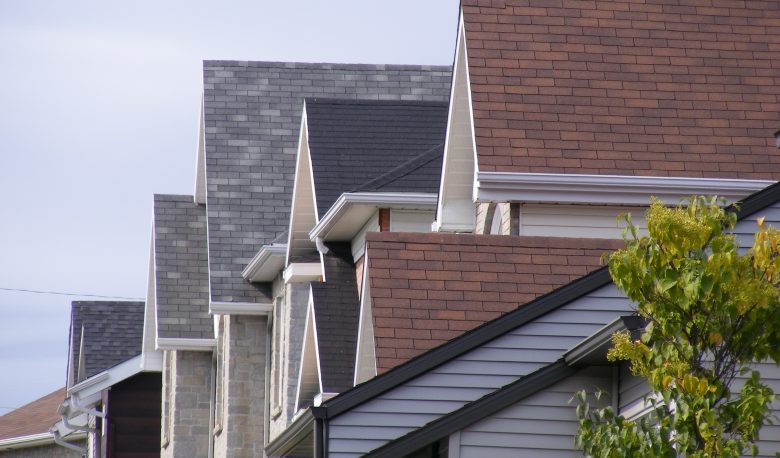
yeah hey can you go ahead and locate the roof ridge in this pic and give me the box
[305,98,449,107]
[351,142,445,193]
[203,60,451,71]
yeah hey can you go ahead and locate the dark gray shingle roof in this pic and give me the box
[311,243,360,394]
[203,61,451,303]
[68,301,144,382]
[305,99,449,216]
[153,194,213,340]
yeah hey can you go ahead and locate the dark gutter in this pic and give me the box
[365,360,576,458]
[728,180,780,220]
[319,267,613,419]
[265,408,315,457]
[564,315,645,367]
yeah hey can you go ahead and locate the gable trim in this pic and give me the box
[365,360,575,458]
[477,172,774,206]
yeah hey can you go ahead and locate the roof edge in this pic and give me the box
[365,360,575,458]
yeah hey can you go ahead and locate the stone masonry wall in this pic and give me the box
[214,315,267,458]
[0,442,86,458]
[162,350,212,458]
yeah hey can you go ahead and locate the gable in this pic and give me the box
[463,0,780,177]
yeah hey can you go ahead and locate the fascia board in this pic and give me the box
[309,192,438,242]
[67,355,144,402]
[242,243,288,282]
[284,262,324,284]
[477,172,774,205]
[156,338,216,352]
[210,301,273,315]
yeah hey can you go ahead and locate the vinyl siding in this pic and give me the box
[518,204,647,239]
[453,366,612,458]
[327,284,633,457]
[618,362,649,416]
[351,212,379,261]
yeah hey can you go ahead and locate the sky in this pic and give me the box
[0,0,458,412]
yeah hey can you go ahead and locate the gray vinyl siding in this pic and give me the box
[734,202,780,248]
[618,362,648,414]
[327,284,634,457]
[518,204,647,239]
[452,366,612,458]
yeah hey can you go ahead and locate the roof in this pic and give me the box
[305,99,449,216]
[0,388,64,441]
[317,171,780,423]
[365,231,622,372]
[69,301,144,382]
[203,61,451,303]
[153,194,212,340]
[311,243,361,393]
[463,0,780,178]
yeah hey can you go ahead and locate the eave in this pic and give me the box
[476,172,774,205]
[156,337,216,352]
[265,408,316,457]
[67,354,148,408]
[242,243,287,282]
[309,192,438,243]
[564,315,645,367]
[210,301,273,316]
[0,431,85,451]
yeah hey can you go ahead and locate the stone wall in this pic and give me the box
[0,442,85,458]
[161,349,212,458]
[213,315,268,458]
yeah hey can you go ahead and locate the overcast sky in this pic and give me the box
[0,0,457,412]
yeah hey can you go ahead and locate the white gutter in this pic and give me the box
[241,243,288,282]
[51,429,87,454]
[476,172,774,205]
[309,192,438,242]
[156,337,216,352]
[210,301,273,316]
[0,432,61,450]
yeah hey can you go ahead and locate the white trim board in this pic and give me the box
[156,338,216,351]
[242,243,288,282]
[210,301,273,316]
[477,172,774,205]
[310,192,438,242]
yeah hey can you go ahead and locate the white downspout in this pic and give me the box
[51,428,87,455]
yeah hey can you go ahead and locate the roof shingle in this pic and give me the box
[365,232,622,373]
[153,194,212,340]
[463,0,780,178]
[0,388,65,441]
[203,61,451,303]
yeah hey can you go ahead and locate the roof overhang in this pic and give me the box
[242,243,288,282]
[156,337,216,352]
[265,408,318,457]
[564,315,645,367]
[476,172,774,206]
[210,301,273,316]
[284,262,323,284]
[67,354,147,407]
[310,192,438,242]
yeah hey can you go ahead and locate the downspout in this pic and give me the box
[51,428,87,455]
[208,350,216,458]
[264,315,273,458]
[58,402,94,433]
[314,418,325,458]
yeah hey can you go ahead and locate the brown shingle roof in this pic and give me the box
[0,388,64,440]
[463,0,780,178]
[365,232,622,373]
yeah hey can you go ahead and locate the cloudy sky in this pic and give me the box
[0,0,457,412]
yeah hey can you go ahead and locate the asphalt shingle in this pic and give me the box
[68,301,144,381]
[305,99,449,216]
[153,194,212,340]
[311,243,360,393]
[203,61,452,303]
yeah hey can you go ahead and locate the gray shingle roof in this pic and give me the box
[68,301,144,382]
[305,99,449,216]
[311,243,360,394]
[153,194,213,340]
[203,61,451,303]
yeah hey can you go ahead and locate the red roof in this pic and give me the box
[365,232,622,373]
[463,0,780,178]
[0,388,64,441]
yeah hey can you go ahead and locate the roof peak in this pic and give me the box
[203,60,450,71]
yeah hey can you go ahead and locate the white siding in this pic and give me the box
[454,366,612,458]
[519,204,647,239]
[327,284,633,457]
[350,211,379,261]
[389,210,435,233]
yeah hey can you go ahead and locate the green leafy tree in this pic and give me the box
[574,196,780,457]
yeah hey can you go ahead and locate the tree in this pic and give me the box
[574,196,780,457]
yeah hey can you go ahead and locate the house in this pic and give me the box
[0,388,85,457]
[269,0,780,456]
[138,61,454,457]
[54,301,161,458]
